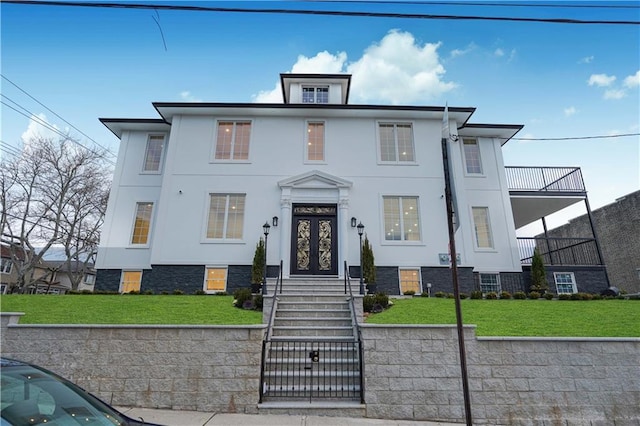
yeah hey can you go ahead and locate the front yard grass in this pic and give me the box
[0,294,262,325]
[366,298,640,337]
[1,295,638,337]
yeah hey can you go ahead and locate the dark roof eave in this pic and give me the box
[458,123,524,145]
[99,118,170,139]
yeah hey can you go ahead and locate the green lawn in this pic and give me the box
[1,295,638,337]
[366,298,640,337]
[0,295,262,325]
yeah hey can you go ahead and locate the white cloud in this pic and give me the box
[579,56,594,64]
[253,30,457,105]
[564,106,577,117]
[588,73,616,87]
[180,91,202,102]
[624,70,640,88]
[604,89,626,100]
[347,30,456,104]
[21,113,61,144]
[450,43,477,58]
[494,48,504,57]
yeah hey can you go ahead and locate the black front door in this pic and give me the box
[291,205,338,275]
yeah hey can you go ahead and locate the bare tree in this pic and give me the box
[1,135,111,293]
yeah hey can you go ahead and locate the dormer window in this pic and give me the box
[302,86,329,104]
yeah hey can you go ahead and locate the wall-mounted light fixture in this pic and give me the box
[351,217,357,228]
[272,216,278,227]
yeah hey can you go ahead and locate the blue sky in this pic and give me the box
[1,1,639,234]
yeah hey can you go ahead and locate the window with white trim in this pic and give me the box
[472,207,493,249]
[379,123,415,163]
[0,284,6,294]
[306,121,325,162]
[204,267,227,293]
[554,272,577,294]
[121,270,142,293]
[463,138,483,174]
[131,202,154,245]
[399,268,422,294]
[479,273,501,294]
[84,274,96,285]
[206,194,245,240]
[142,134,165,173]
[302,86,329,104]
[1,257,12,274]
[383,196,420,241]
[214,121,251,161]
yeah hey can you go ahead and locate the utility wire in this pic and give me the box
[511,133,640,141]
[1,74,117,158]
[1,100,116,166]
[3,0,639,25]
[299,1,640,10]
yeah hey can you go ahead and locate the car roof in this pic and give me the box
[0,357,28,368]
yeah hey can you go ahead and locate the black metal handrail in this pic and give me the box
[517,237,602,265]
[259,260,283,403]
[344,260,365,404]
[505,166,585,193]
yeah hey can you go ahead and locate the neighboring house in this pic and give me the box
[95,73,608,296]
[0,245,96,294]
[541,190,640,294]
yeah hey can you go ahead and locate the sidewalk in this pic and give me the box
[117,407,462,426]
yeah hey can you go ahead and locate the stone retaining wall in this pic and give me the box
[2,313,638,424]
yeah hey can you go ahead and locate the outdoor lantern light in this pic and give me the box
[262,222,270,295]
[357,222,365,295]
[351,217,357,228]
[272,216,278,227]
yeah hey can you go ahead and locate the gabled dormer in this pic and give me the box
[280,73,351,105]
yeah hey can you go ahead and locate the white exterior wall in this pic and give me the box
[97,112,522,276]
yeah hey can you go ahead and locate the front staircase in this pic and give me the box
[258,275,365,416]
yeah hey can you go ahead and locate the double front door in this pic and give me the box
[291,204,338,275]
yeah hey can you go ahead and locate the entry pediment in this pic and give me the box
[278,170,352,190]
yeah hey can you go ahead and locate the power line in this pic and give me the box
[1,74,117,159]
[511,133,640,141]
[300,1,640,10]
[1,99,116,166]
[3,0,639,25]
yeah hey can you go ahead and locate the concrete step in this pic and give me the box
[273,318,352,327]
[257,401,365,417]
[276,309,351,318]
[271,326,354,337]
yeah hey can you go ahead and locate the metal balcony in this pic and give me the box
[505,166,586,195]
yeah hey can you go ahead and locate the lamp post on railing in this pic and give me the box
[262,222,270,296]
[357,222,365,295]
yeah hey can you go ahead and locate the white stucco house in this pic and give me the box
[95,73,608,296]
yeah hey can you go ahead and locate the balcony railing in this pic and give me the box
[506,167,585,193]
[517,237,602,266]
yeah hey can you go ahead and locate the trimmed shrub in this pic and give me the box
[253,294,263,310]
[459,293,468,300]
[143,290,154,295]
[470,290,483,300]
[233,288,252,308]
[513,291,527,300]
[193,290,206,295]
[446,293,455,299]
[558,293,571,300]
[434,291,447,298]
[528,291,540,299]
[544,293,554,300]
[363,295,375,312]
[591,294,603,300]
[173,289,184,295]
[373,292,389,309]
[485,291,499,300]
[500,291,512,300]
[403,290,416,296]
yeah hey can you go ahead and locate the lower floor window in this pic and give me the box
[121,271,142,293]
[399,268,421,294]
[479,273,501,294]
[205,267,227,293]
[554,272,577,294]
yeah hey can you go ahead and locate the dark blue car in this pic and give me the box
[1,357,163,425]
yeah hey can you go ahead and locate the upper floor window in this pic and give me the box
[379,123,415,163]
[206,194,245,240]
[131,202,154,245]
[215,121,251,161]
[463,138,483,174]
[383,196,420,242]
[302,86,329,104]
[142,134,165,173]
[472,207,493,249]
[306,122,325,162]
[1,257,12,274]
